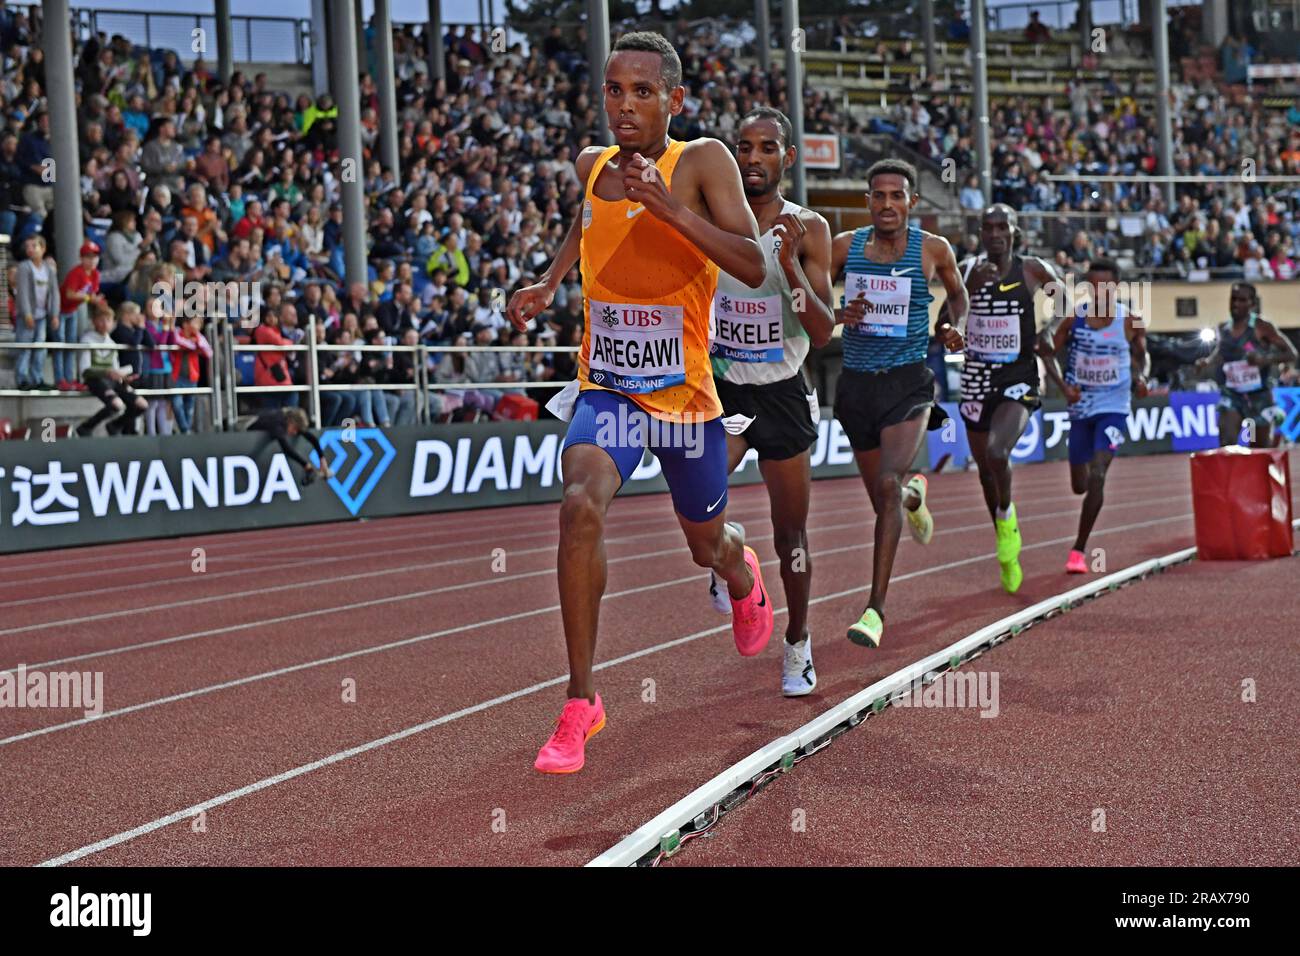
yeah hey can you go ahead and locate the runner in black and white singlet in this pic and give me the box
[706,108,835,697]
[1197,283,1297,448]
[952,205,1061,594]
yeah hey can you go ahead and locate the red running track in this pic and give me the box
[0,451,1281,867]
[672,551,1300,867]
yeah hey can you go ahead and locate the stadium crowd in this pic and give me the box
[1,4,1297,435]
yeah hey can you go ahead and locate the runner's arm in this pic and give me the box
[636,139,765,287]
[830,230,858,326]
[1036,315,1073,397]
[784,212,835,347]
[1196,339,1223,375]
[1253,318,1299,367]
[1127,315,1150,390]
[928,235,967,347]
[506,148,602,331]
[538,148,601,292]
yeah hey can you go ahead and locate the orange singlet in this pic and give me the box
[577,139,721,423]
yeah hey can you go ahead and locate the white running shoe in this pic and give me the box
[782,636,817,697]
[707,522,746,615]
[708,570,731,615]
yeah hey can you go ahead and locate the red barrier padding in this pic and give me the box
[492,393,540,421]
[1190,447,1294,560]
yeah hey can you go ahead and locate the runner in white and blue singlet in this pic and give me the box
[830,159,969,649]
[706,108,836,697]
[1039,258,1149,575]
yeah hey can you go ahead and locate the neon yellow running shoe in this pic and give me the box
[847,607,884,648]
[904,474,933,545]
[995,504,1023,594]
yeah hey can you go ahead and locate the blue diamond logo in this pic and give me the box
[314,428,396,516]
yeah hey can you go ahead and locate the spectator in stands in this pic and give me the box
[76,302,147,436]
[140,117,187,194]
[14,233,57,390]
[16,108,52,230]
[56,240,104,390]
[1024,12,1051,44]
[250,307,295,409]
[376,280,419,338]
[0,130,20,237]
[171,311,211,433]
[389,327,421,426]
[109,300,152,434]
[142,297,177,435]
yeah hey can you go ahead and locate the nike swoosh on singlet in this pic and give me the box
[998,281,1022,292]
[891,267,913,276]
[626,206,645,219]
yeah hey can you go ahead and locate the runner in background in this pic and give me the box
[1197,283,1296,448]
[1038,258,1149,574]
[952,205,1061,594]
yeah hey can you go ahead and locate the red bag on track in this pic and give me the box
[1190,447,1294,560]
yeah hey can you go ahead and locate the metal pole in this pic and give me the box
[922,0,936,79]
[586,0,610,145]
[1152,0,1175,210]
[223,320,237,427]
[215,0,233,84]
[756,0,771,72]
[1079,0,1093,52]
[42,0,84,277]
[478,0,485,37]
[374,0,400,179]
[331,0,368,290]
[354,0,366,72]
[427,0,445,83]
[310,0,330,95]
[307,316,322,429]
[782,0,806,206]
[971,0,992,203]
[211,323,224,430]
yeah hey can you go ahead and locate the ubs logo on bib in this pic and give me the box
[599,305,619,329]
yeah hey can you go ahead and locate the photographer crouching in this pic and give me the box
[247,406,334,486]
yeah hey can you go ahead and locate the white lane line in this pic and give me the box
[4,508,1178,744]
[0,480,888,606]
[0,467,1071,586]
[5,492,1141,675]
[33,512,1191,866]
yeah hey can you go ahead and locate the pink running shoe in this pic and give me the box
[534,694,606,774]
[1065,549,1088,574]
[731,546,774,656]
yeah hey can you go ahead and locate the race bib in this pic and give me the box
[844,272,911,338]
[966,309,1021,363]
[1224,359,1262,393]
[712,291,784,362]
[1073,353,1123,387]
[587,298,685,393]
